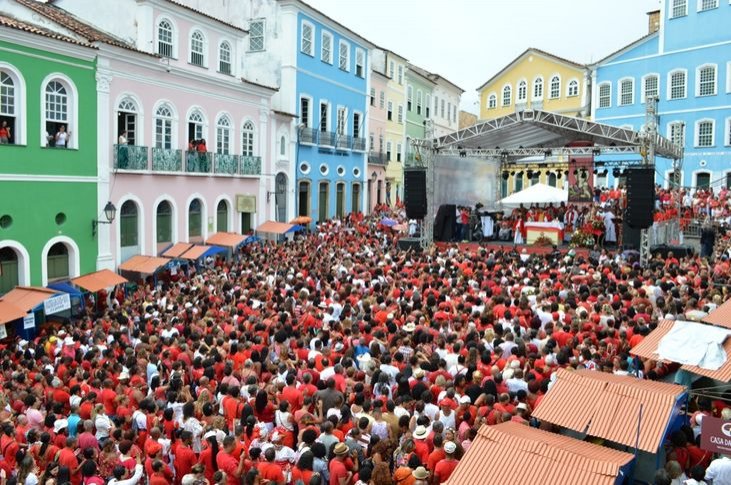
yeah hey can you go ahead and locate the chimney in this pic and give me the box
[647,10,660,34]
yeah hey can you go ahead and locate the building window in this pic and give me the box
[425,94,431,118]
[696,119,714,147]
[397,105,403,124]
[453,105,457,122]
[216,200,228,232]
[336,183,345,218]
[242,120,255,155]
[669,122,685,147]
[387,101,393,121]
[156,201,172,244]
[598,83,611,108]
[440,99,445,118]
[434,96,439,113]
[157,19,174,58]
[398,65,403,85]
[301,21,314,56]
[249,19,265,51]
[319,102,329,132]
[351,183,360,213]
[533,77,543,99]
[188,198,202,238]
[338,40,350,72]
[407,86,413,111]
[726,118,731,146]
[280,135,287,156]
[671,0,687,17]
[1,71,16,142]
[488,93,497,109]
[45,79,74,148]
[549,76,560,99]
[619,78,634,106]
[447,102,451,121]
[669,70,687,99]
[353,112,362,139]
[321,31,332,64]
[218,41,232,74]
[379,91,385,109]
[190,30,206,67]
[300,97,311,127]
[389,61,394,79]
[120,201,139,248]
[187,109,204,141]
[502,85,511,106]
[355,49,365,78]
[336,107,347,136]
[567,79,579,97]
[396,143,402,162]
[154,104,173,149]
[298,181,310,217]
[699,0,718,11]
[369,133,374,150]
[517,80,527,102]
[370,88,375,107]
[416,90,422,115]
[216,115,231,154]
[697,65,717,96]
[318,182,328,222]
[643,74,659,101]
[386,141,392,161]
[696,172,711,189]
[514,174,523,192]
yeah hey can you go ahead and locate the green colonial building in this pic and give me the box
[0,17,99,292]
[403,64,437,166]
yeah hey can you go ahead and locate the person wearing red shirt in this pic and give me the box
[57,437,81,485]
[149,460,173,485]
[216,436,246,485]
[174,431,197,485]
[329,442,357,485]
[433,442,459,484]
[100,379,117,416]
[279,374,304,410]
[257,448,285,484]
[427,435,446,473]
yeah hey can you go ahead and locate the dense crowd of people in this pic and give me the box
[1,204,731,485]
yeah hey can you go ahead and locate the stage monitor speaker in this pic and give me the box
[404,169,427,220]
[626,168,654,229]
[398,238,422,252]
[433,204,456,242]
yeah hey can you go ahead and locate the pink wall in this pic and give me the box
[368,74,388,211]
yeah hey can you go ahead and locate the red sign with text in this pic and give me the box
[701,415,731,454]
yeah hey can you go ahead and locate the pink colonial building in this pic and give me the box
[367,69,389,212]
[20,0,296,267]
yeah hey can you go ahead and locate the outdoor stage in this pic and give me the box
[434,241,591,258]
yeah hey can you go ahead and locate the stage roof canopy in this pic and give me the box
[430,110,682,160]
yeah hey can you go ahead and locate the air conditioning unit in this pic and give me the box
[236,195,256,213]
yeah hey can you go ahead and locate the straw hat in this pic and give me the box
[413,425,428,440]
[333,442,349,456]
[413,467,429,480]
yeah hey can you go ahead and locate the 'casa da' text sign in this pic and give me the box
[701,416,731,454]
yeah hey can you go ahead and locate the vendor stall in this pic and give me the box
[0,286,62,339]
[255,221,303,241]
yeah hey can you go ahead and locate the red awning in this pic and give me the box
[118,255,170,274]
[205,232,247,248]
[0,287,58,324]
[161,243,194,258]
[256,221,294,234]
[179,245,211,260]
[71,269,128,293]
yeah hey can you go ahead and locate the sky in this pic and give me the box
[305,0,663,113]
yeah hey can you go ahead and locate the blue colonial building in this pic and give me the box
[592,1,731,189]
[277,0,372,223]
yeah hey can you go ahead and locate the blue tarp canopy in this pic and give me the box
[242,235,261,245]
[47,281,83,296]
[287,225,305,233]
[201,246,227,259]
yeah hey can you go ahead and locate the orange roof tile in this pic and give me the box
[161,243,194,258]
[532,368,685,453]
[445,422,634,485]
[632,320,731,382]
[703,299,731,329]
[0,13,92,47]
[256,221,294,235]
[205,232,247,248]
[179,245,210,261]
[118,255,170,274]
[0,287,59,324]
[71,269,127,293]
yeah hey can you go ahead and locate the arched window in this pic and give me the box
[517,81,527,102]
[488,94,497,109]
[0,247,18,294]
[298,181,310,217]
[242,121,255,156]
[318,182,329,222]
[276,173,288,222]
[1,71,16,144]
[117,97,138,146]
[567,79,579,97]
[120,201,139,249]
[502,85,512,106]
[351,183,361,214]
[46,243,69,282]
[336,182,345,219]
[154,104,173,149]
[548,172,557,187]
[549,76,560,99]
[216,115,231,154]
[279,135,286,157]
[219,41,232,74]
[188,109,204,142]
[45,80,72,147]
[216,200,228,232]
[190,30,206,67]
[156,201,172,244]
[533,77,543,99]
[188,198,203,239]
[157,19,174,58]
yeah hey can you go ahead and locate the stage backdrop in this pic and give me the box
[431,155,500,209]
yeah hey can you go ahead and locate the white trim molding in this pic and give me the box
[40,235,80,287]
[0,239,31,287]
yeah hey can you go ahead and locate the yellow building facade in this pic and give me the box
[383,51,407,202]
[477,48,591,195]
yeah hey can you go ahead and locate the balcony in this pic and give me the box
[185,151,213,173]
[352,137,366,152]
[319,131,335,147]
[300,127,317,144]
[152,148,182,172]
[113,144,149,170]
[214,153,239,175]
[368,151,387,165]
[336,134,351,151]
[241,155,261,175]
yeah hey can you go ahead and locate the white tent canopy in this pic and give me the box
[499,183,568,209]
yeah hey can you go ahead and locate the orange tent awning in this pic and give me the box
[118,255,170,275]
[179,245,211,260]
[0,286,59,324]
[71,269,128,293]
[161,243,194,258]
[256,221,294,234]
[205,232,247,248]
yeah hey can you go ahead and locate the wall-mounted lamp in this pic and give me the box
[92,201,116,237]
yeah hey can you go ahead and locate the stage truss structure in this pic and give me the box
[408,104,684,262]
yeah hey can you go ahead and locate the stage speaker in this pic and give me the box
[626,168,654,229]
[404,169,427,219]
[622,220,642,250]
[434,204,456,242]
[398,238,422,252]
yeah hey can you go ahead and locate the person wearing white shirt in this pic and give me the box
[706,456,731,484]
[109,463,144,485]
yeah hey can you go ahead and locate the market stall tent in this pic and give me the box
[0,286,62,339]
[71,269,128,293]
[118,255,170,275]
[499,182,568,209]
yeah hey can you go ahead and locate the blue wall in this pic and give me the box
[594,0,731,189]
[295,12,368,222]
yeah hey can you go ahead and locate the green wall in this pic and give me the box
[405,74,433,140]
[0,38,98,288]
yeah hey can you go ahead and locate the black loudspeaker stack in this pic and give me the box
[433,204,456,242]
[404,169,427,220]
[625,168,654,229]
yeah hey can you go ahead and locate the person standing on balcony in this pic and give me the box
[55,125,71,148]
[117,131,129,169]
[196,139,208,172]
[0,120,11,144]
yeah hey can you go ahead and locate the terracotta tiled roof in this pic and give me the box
[632,319,731,382]
[703,299,731,329]
[445,422,634,485]
[0,13,92,47]
[532,368,685,453]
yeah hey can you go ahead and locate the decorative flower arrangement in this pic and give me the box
[570,229,595,248]
[534,235,554,247]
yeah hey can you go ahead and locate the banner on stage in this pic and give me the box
[567,152,594,203]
